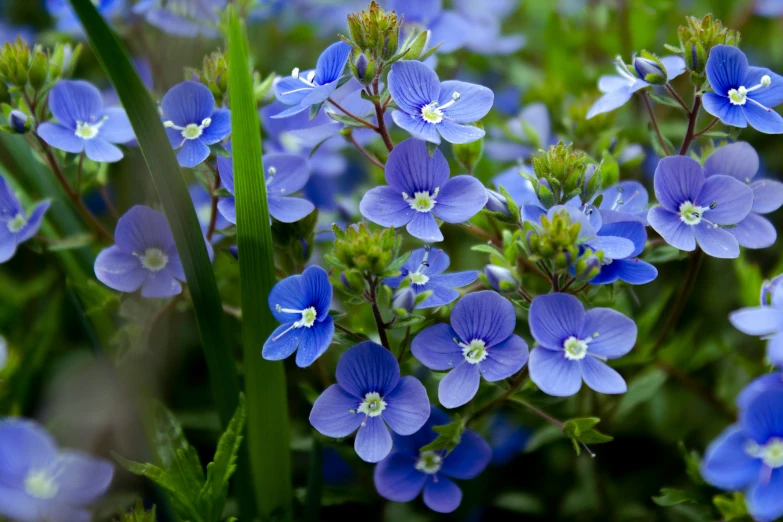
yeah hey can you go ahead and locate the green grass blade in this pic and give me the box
[226,8,292,518]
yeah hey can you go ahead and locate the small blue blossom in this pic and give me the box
[360,138,488,242]
[492,165,540,208]
[0,175,49,264]
[484,265,517,292]
[729,278,783,367]
[46,0,124,35]
[589,218,657,285]
[373,406,491,513]
[388,61,494,144]
[528,293,637,397]
[453,0,527,55]
[0,418,114,522]
[486,412,531,466]
[388,0,472,54]
[383,247,478,309]
[485,102,555,162]
[309,341,430,462]
[703,45,783,134]
[263,266,334,367]
[412,291,529,408]
[160,81,231,168]
[132,0,226,37]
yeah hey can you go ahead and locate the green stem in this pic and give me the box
[641,91,671,156]
[368,276,391,350]
[679,90,702,155]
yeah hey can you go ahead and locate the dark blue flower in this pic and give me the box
[0,175,49,264]
[730,281,783,367]
[132,0,225,37]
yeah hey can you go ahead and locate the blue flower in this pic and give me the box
[412,291,529,408]
[263,266,334,367]
[528,293,637,397]
[46,0,124,35]
[160,81,231,168]
[703,142,783,249]
[388,61,494,144]
[486,412,530,466]
[589,218,657,285]
[484,265,516,292]
[452,0,527,55]
[0,22,34,44]
[273,42,352,119]
[0,418,114,522]
[756,0,783,17]
[388,0,472,54]
[703,45,783,134]
[593,180,650,224]
[648,156,754,259]
[0,175,49,263]
[587,55,686,119]
[737,372,783,410]
[702,389,783,522]
[360,138,488,242]
[94,205,213,298]
[132,0,225,37]
[492,165,540,208]
[383,247,478,308]
[38,80,135,163]
[485,102,554,162]
[309,341,430,462]
[373,406,491,513]
[729,281,783,367]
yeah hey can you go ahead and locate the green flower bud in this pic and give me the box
[28,50,49,91]
[332,222,400,276]
[344,1,401,62]
[633,56,666,85]
[532,142,588,206]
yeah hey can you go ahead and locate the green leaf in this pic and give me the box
[734,253,764,307]
[116,500,157,522]
[562,417,613,455]
[649,92,687,110]
[453,122,484,174]
[44,233,95,252]
[419,418,465,454]
[405,30,429,60]
[652,487,698,507]
[713,492,748,520]
[327,111,369,128]
[208,142,231,157]
[614,367,668,420]
[152,403,205,498]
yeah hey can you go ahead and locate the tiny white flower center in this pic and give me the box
[459,338,488,364]
[421,102,444,124]
[409,272,429,285]
[563,336,588,360]
[164,117,212,140]
[74,116,107,140]
[415,451,443,474]
[7,213,26,233]
[24,469,59,499]
[357,391,386,418]
[678,201,711,226]
[403,188,438,213]
[140,247,169,272]
[746,437,783,469]
[728,76,773,108]
[272,305,318,341]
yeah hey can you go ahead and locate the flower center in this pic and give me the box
[563,336,588,360]
[420,92,460,124]
[678,201,711,226]
[357,392,386,418]
[24,469,59,500]
[409,272,430,285]
[7,213,26,233]
[746,437,783,469]
[415,451,443,474]
[164,117,212,141]
[403,188,438,213]
[74,116,107,140]
[728,75,772,107]
[272,305,318,341]
[140,247,169,272]
[459,339,488,364]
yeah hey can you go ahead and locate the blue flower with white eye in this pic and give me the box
[388,61,494,144]
[485,103,555,162]
[132,0,226,37]
[703,45,783,134]
[160,81,231,168]
[0,175,49,264]
[273,42,352,119]
[46,0,124,35]
[730,278,783,368]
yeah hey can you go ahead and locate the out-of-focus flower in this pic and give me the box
[485,103,554,162]
[0,175,49,263]
[46,0,124,34]
[730,277,783,367]
[132,0,226,37]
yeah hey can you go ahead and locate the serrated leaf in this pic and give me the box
[713,492,748,520]
[152,403,205,499]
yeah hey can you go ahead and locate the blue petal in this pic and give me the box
[385,138,450,196]
[373,452,426,502]
[699,174,754,225]
[301,81,340,107]
[702,92,748,128]
[452,290,516,348]
[430,271,479,290]
[266,154,310,194]
[382,376,430,435]
[586,83,636,119]
[200,108,231,144]
[613,258,658,285]
[647,207,696,252]
[706,45,749,96]
[744,66,783,108]
[410,323,463,370]
[17,201,50,243]
[653,156,705,212]
[598,221,646,257]
[479,334,528,382]
[98,107,135,144]
[37,122,85,154]
[438,361,480,408]
[55,451,114,505]
[161,81,216,127]
[274,75,314,107]
[529,346,582,397]
[114,205,176,253]
[314,41,351,85]
[739,388,783,444]
[529,293,585,349]
[94,246,145,293]
[389,0,442,23]
[440,430,491,479]
[391,110,441,144]
[355,416,392,463]
[300,265,333,318]
[751,179,783,214]
[703,141,759,181]
[729,306,783,336]
[406,212,443,242]
[294,317,334,367]
[742,102,783,134]
[49,79,103,128]
[737,373,783,409]
[436,119,485,144]
[422,476,462,513]
[217,198,236,225]
[590,261,622,285]
[580,357,627,394]
[388,61,440,115]
[428,11,471,53]
[662,55,687,81]
[701,425,761,490]
[140,269,182,298]
[438,80,494,123]
[263,323,303,361]
[359,186,415,228]
[693,222,740,258]
[581,308,637,358]
[336,341,400,398]
[84,138,124,163]
[177,139,211,168]
[416,284,459,308]
[729,213,777,249]
[748,468,783,522]
[309,384,363,437]
[433,175,488,223]
[268,196,314,223]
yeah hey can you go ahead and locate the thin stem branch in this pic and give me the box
[641,91,671,156]
[327,97,379,130]
[347,133,385,169]
[517,288,532,303]
[206,165,221,241]
[694,116,720,138]
[468,369,528,423]
[651,249,703,355]
[509,397,565,428]
[665,83,690,112]
[367,276,391,350]
[335,323,366,342]
[655,360,735,421]
[373,100,395,152]
[679,90,702,155]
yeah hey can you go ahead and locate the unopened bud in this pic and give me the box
[633,56,666,85]
[9,110,30,134]
[485,189,510,216]
[484,265,516,292]
[392,287,416,314]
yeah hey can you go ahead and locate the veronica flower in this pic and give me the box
[729,284,783,367]
[0,418,114,522]
[737,372,783,410]
[486,412,530,466]
[590,219,657,285]
[0,175,49,264]
[373,406,491,513]
[188,183,229,237]
[360,138,487,242]
[412,291,529,408]
[37,80,134,163]
[94,205,212,298]
[453,0,526,55]
[587,55,686,119]
[388,61,494,144]
[593,180,650,224]
[309,341,430,462]
[484,265,517,292]
[273,42,351,119]
[756,0,783,17]
[132,0,225,37]
[45,0,124,34]
[383,247,478,308]
[492,165,539,208]
[702,389,783,522]
[703,142,783,249]
[702,45,783,134]
[528,293,636,397]
[388,0,471,54]
[647,156,754,259]
[160,81,231,168]
[485,103,553,162]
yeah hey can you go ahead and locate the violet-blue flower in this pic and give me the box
[593,180,650,224]
[37,80,134,163]
[0,175,50,264]
[388,0,471,54]
[373,406,491,513]
[590,219,657,285]
[702,45,783,134]
[132,0,225,37]
[160,81,231,168]
[528,293,636,397]
[647,156,754,259]
[309,341,430,462]
[452,0,526,55]
[485,103,554,162]
[94,205,212,298]
[263,266,334,367]
[412,291,529,408]
[701,389,783,522]
[359,138,487,242]
[383,246,478,308]
[0,418,114,522]
[387,61,494,144]
[729,282,783,367]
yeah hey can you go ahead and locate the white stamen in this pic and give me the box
[746,437,783,469]
[291,67,300,79]
[272,305,318,341]
[24,469,59,499]
[139,247,169,272]
[402,189,438,213]
[74,116,108,140]
[356,391,386,424]
[415,451,443,474]
[458,338,488,364]
[7,213,26,233]
[728,76,773,107]
[164,117,212,140]
[679,201,712,226]
[563,336,588,360]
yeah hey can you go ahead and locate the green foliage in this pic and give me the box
[453,122,484,174]
[419,417,465,455]
[531,142,588,204]
[562,417,613,456]
[328,222,403,289]
[116,501,157,522]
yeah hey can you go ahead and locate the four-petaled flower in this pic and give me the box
[383,246,478,308]
[528,293,636,397]
[0,418,114,522]
[412,291,529,408]
[94,205,212,298]
[359,138,488,242]
[309,341,430,463]
[373,406,491,513]
[730,280,783,367]
[703,45,783,134]
[161,81,231,168]
[38,80,135,163]
[648,156,754,259]
[0,174,49,263]
[388,61,494,144]
[590,219,658,285]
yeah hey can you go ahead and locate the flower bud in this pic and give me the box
[392,287,416,314]
[633,56,667,85]
[28,49,48,90]
[485,189,510,216]
[574,250,603,281]
[9,110,30,134]
[484,265,516,292]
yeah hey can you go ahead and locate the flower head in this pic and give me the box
[263,266,334,367]
[729,279,783,367]
[0,175,49,263]
[94,205,212,298]
[703,45,783,134]
[373,406,491,513]
[359,138,488,242]
[0,418,113,522]
[309,341,430,462]
[161,81,231,168]
[412,291,529,408]
[383,247,478,308]
[648,156,754,258]
[590,219,657,285]
[388,61,493,144]
[37,80,134,163]
[132,0,225,37]
[528,293,636,397]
